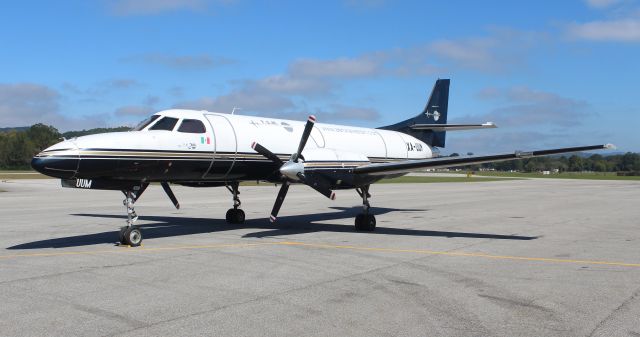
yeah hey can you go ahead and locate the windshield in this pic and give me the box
[133,115,160,131]
[149,117,179,131]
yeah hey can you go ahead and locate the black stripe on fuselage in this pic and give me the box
[36,148,416,182]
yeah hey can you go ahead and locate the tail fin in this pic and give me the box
[379,79,450,147]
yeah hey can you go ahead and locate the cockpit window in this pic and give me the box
[177,119,206,133]
[149,117,179,131]
[133,115,160,131]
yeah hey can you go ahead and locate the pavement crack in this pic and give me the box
[588,285,640,337]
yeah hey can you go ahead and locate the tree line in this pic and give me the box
[0,124,129,169]
[0,123,639,172]
[454,151,640,173]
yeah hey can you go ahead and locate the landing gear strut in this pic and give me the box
[119,190,143,246]
[355,185,376,231]
[225,182,245,224]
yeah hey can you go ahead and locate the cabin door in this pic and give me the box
[203,114,237,179]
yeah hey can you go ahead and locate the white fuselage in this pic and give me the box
[36,109,434,182]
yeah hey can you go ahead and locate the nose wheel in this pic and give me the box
[119,226,143,247]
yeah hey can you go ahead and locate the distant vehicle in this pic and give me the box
[31,79,612,246]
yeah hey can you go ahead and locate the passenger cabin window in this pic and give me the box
[149,117,179,131]
[133,115,160,131]
[177,119,206,133]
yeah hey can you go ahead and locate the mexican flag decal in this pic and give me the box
[200,136,210,144]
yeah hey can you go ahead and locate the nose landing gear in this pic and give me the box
[119,189,144,246]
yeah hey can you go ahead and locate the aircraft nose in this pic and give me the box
[31,141,80,179]
[30,156,46,174]
[31,155,79,179]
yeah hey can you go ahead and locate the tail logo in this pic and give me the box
[425,109,440,121]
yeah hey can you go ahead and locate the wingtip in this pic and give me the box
[604,143,617,150]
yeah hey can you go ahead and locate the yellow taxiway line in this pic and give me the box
[1,241,639,268]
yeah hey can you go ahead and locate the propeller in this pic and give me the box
[252,115,335,222]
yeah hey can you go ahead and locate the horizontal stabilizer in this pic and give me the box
[410,122,496,131]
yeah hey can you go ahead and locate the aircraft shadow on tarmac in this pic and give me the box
[7,206,537,250]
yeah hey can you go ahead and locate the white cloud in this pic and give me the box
[289,57,383,78]
[316,104,381,122]
[0,83,60,127]
[426,28,545,73]
[114,105,155,117]
[174,91,294,113]
[0,83,112,130]
[453,86,592,128]
[248,75,332,96]
[61,79,141,97]
[567,19,640,42]
[429,38,496,70]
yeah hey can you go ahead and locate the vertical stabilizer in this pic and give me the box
[379,79,450,147]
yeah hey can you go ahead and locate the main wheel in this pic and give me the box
[226,209,246,224]
[123,227,143,247]
[225,209,234,223]
[355,213,376,232]
[364,214,376,231]
[233,209,245,224]
[354,213,366,231]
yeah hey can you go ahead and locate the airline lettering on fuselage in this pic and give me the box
[76,179,93,189]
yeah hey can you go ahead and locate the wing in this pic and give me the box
[410,122,497,131]
[354,144,614,176]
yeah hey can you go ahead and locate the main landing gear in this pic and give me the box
[119,190,144,246]
[225,182,245,224]
[355,185,376,231]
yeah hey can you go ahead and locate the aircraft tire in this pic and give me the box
[123,227,143,247]
[118,227,128,244]
[225,209,233,223]
[226,209,245,224]
[355,213,376,231]
[234,209,245,224]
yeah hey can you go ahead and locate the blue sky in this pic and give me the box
[1,0,639,153]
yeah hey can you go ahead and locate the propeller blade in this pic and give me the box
[269,182,290,222]
[299,173,336,200]
[251,142,283,165]
[161,182,180,209]
[293,115,316,162]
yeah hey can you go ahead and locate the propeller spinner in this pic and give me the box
[251,115,336,222]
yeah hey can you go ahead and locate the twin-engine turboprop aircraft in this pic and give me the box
[31,79,612,246]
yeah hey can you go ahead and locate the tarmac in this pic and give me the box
[0,177,639,337]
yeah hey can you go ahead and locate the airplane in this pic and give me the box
[31,79,613,247]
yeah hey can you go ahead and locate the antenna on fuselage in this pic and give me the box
[231,107,241,115]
